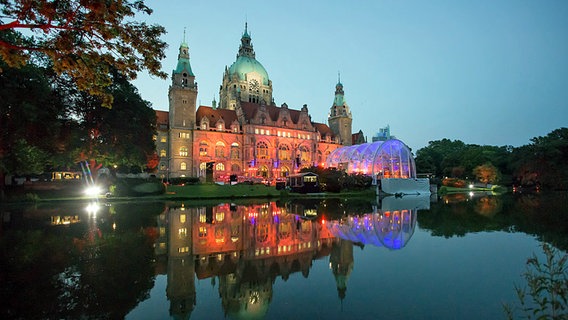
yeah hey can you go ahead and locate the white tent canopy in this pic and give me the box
[325,139,416,179]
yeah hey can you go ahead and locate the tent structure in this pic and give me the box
[325,139,416,179]
[325,139,430,195]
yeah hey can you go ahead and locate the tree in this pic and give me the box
[0,0,167,107]
[510,128,568,189]
[73,69,157,170]
[0,60,68,195]
[415,139,466,177]
[473,162,501,185]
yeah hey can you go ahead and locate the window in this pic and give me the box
[180,162,187,170]
[178,228,187,237]
[199,226,207,237]
[257,141,268,159]
[180,214,186,223]
[300,145,310,163]
[230,143,240,160]
[201,122,207,130]
[216,163,225,171]
[231,164,241,172]
[179,146,188,157]
[217,123,224,131]
[199,141,208,156]
[259,165,268,178]
[280,166,290,177]
[215,142,225,157]
[160,150,166,157]
[160,136,167,143]
[278,144,290,160]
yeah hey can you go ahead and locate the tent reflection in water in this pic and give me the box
[327,194,429,250]
[325,139,430,195]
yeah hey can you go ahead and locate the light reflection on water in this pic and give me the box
[0,192,566,319]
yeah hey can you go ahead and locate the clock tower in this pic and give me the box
[169,34,198,177]
[328,76,353,146]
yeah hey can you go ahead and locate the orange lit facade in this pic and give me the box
[156,25,356,182]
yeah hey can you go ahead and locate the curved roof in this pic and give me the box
[325,139,416,179]
[228,56,270,85]
[327,211,417,250]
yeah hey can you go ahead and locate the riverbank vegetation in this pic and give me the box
[415,128,568,191]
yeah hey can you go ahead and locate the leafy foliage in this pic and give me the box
[504,243,568,320]
[473,162,501,184]
[0,0,167,107]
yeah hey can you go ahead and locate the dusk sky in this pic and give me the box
[133,0,568,152]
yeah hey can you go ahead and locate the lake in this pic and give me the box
[1,192,567,319]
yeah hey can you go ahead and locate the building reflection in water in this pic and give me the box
[155,196,428,319]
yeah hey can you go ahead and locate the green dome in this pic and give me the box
[228,56,269,85]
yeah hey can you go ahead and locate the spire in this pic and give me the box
[243,22,250,38]
[238,22,255,58]
[174,30,194,77]
[330,76,351,118]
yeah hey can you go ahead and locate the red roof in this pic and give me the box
[155,110,169,125]
[196,106,239,129]
[159,103,337,139]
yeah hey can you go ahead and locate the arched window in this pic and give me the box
[200,121,207,130]
[199,141,208,156]
[278,144,290,160]
[179,147,188,157]
[199,162,207,177]
[215,141,225,157]
[216,163,225,171]
[257,141,268,159]
[217,123,224,131]
[299,145,310,163]
[231,164,241,172]
[180,162,187,170]
[160,149,166,157]
[280,166,290,178]
[230,143,240,160]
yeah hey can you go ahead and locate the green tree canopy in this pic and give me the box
[0,0,167,107]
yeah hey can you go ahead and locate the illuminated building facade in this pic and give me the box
[156,24,356,181]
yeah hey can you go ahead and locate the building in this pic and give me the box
[156,24,357,183]
[372,125,394,142]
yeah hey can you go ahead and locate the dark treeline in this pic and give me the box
[0,56,158,194]
[415,129,568,190]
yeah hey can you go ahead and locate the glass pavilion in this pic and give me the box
[325,139,416,180]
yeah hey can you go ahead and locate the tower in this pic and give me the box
[219,23,273,110]
[328,75,353,146]
[169,32,198,177]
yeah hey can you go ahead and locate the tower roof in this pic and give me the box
[174,36,194,76]
[228,23,270,85]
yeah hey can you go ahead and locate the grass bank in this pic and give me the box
[438,185,508,195]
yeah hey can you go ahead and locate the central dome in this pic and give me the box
[228,56,269,85]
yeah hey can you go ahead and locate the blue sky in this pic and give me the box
[133,0,568,152]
